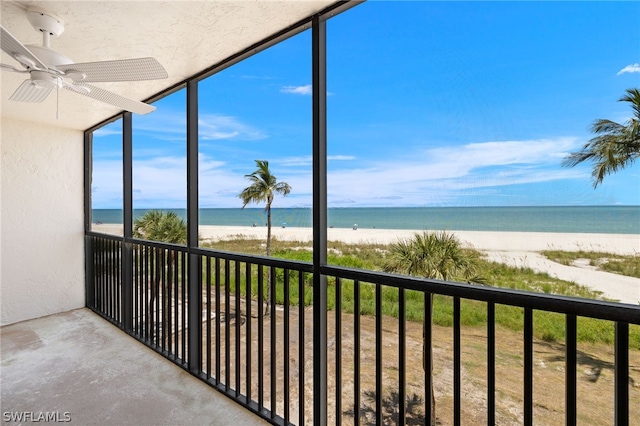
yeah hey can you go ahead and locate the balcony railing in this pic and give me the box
[86,233,639,425]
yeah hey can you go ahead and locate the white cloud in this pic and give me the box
[281,85,312,95]
[274,155,355,167]
[93,127,122,137]
[199,114,267,141]
[617,63,640,75]
[321,137,583,206]
[126,110,267,142]
[329,155,356,161]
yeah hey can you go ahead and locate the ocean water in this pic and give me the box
[92,206,640,234]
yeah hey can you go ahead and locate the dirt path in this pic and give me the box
[484,251,640,304]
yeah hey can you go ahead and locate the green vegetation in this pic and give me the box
[201,237,640,349]
[133,210,187,244]
[542,250,640,278]
[563,87,640,187]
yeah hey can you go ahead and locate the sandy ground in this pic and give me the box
[93,224,640,304]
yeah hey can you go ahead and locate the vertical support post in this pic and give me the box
[84,131,93,233]
[524,308,533,426]
[487,302,495,425]
[614,322,629,426]
[186,79,202,373]
[122,112,133,332]
[312,13,328,426]
[84,131,95,309]
[123,113,133,239]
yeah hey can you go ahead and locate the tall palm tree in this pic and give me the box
[238,160,291,314]
[563,88,640,187]
[383,231,483,425]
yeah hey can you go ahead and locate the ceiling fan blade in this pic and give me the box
[9,79,52,103]
[0,25,48,70]
[64,83,156,115]
[57,57,168,82]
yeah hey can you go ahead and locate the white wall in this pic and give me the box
[1,117,85,325]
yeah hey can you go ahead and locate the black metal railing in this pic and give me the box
[321,265,639,426]
[86,233,639,425]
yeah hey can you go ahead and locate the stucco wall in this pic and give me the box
[1,117,85,325]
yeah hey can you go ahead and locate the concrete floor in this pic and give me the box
[0,308,268,425]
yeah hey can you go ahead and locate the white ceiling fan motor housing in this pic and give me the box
[27,45,73,68]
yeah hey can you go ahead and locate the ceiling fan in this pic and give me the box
[1,6,168,115]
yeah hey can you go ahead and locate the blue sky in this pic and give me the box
[92,1,640,209]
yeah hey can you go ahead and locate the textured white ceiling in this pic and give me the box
[1,0,338,130]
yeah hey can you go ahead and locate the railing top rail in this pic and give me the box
[191,246,314,272]
[87,232,314,272]
[322,265,640,324]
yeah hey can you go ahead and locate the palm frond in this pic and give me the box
[563,87,640,187]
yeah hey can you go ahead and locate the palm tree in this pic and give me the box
[133,210,187,244]
[383,231,483,426]
[238,160,291,315]
[563,88,640,187]
[133,210,187,341]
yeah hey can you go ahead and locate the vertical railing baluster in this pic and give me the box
[487,302,495,425]
[155,248,161,346]
[245,262,253,402]
[99,238,103,313]
[172,250,179,358]
[100,241,105,315]
[375,283,382,425]
[524,307,533,426]
[131,244,136,333]
[398,287,406,426]
[161,249,167,352]
[169,249,176,354]
[98,238,103,314]
[117,240,122,324]
[299,270,306,426]
[284,269,290,424]
[335,277,342,426]
[206,257,212,379]
[258,264,264,410]
[566,314,577,426]
[270,266,277,420]
[235,260,241,396]
[615,321,629,426]
[103,239,108,317]
[103,238,108,315]
[225,258,231,390]
[424,292,433,425]
[454,296,461,426]
[143,244,149,340]
[118,240,124,325]
[215,257,221,383]
[354,279,361,426]
[108,239,112,317]
[181,251,187,365]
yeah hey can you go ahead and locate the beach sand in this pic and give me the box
[92,224,640,303]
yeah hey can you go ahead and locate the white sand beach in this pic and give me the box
[92,224,640,304]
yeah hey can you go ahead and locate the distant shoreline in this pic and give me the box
[91,224,640,303]
[92,224,639,255]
